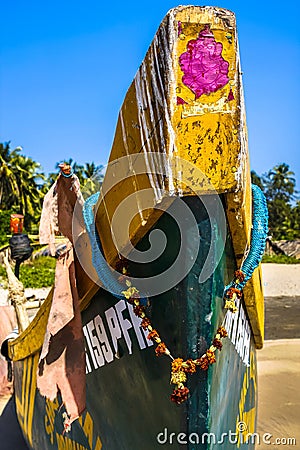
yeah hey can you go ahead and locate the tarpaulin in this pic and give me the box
[37,171,86,423]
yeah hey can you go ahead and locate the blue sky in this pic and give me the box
[1,1,299,187]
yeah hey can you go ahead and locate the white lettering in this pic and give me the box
[157,428,168,444]
[202,433,216,444]
[83,324,98,369]
[263,433,272,444]
[177,433,187,444]
[128,304,153,349]
[83,301,155,374]
[85,350,92,374]
[218,432,228,444]
[224,298,251,366]
[169,432,176,444]
[243,325,250,366]
[115,300,133,354]
[230,297,240,345]
[245,432,260,445]
[87,320,104,367]
[189,433,199,444]
[236,308,245,358]
[105,307,122,355]
[228,430,238,444]
[94,315,113,363]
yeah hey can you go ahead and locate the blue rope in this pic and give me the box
[225,183,268,293]
[239,184,268,286]
[83,184,268,301]
[82,192,147,304]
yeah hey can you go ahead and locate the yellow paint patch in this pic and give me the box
[172,8,243,194]
[15,353,39,447]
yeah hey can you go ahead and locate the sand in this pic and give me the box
[257,340,300,449]
[261,264,300,297]
[256,264,300,449]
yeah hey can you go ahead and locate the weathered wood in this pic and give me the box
[96,6,248,258]
[92,5,263,347]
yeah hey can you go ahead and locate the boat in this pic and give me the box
[4,6,267,449]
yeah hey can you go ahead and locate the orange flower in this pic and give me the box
[206,349,216,364]
[217,326,228,338]
[140,317,151,330]
[172,358,184,373]
[213,338,223,350]
[226,287,242,299]
[155,342,167,356]
[196,356,209,371]
[133,305,145,317]
[170,387,189,404]
[234,270,245,283]
[183,359,197,373]
[148,329,159,341]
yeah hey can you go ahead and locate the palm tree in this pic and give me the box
[81,162,104,198]
[83,162,104,179]
[11,153,45,222]
[265,163,296,202]
[0,142,46,230]
[264,163,297,239]
[0,142,20,208]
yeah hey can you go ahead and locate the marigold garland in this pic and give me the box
[120,266,239,405]
[82,183,267,405]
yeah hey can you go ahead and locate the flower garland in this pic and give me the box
[83,184,268,405]
[120,265,248,404]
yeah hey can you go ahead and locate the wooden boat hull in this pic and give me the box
[13,196,257,449]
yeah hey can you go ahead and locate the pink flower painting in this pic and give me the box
[179,25,229,99]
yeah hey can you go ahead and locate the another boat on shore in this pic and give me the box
[5,6,266,449]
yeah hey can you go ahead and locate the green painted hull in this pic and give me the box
[13,196,257,449]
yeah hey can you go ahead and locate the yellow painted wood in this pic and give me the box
[8,288,53,361]
[243,267,265,349]
[171,7,247,195]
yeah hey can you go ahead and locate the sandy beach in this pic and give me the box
[256,339,300,448]
[256,264,300,449]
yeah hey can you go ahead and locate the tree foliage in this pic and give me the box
[251,163,299,240]
[0,142,45,230]
[0,142,104,241]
